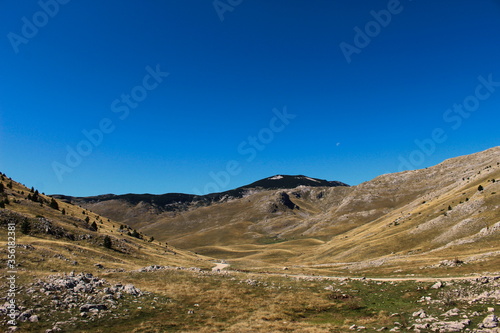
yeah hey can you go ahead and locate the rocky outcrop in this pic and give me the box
[0,272,145,331]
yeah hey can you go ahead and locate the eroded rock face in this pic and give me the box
[267,192,300,213]
[278,192,299,210]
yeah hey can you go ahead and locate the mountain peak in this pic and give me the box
[242,175,349,190]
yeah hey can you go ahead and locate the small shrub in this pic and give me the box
[344,297,364,311]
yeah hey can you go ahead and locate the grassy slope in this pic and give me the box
[0,177,213,276]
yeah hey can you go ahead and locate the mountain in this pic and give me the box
[61,147,500,275]
[52,175,348,228]
[55,174,347,207]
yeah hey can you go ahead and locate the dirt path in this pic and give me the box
[211,260,490,282]
[212,262,230,272]
[255,271,485,282]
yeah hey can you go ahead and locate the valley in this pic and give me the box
[1,146,499,332]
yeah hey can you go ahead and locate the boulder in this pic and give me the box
[479,314,498,329]
[431,281,443,289]
[123,284,142,296]
[430,319,470,332]
[79,304,107,312]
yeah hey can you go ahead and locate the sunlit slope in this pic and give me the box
[0,176,211,275]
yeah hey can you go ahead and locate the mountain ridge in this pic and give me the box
[53,174,349,211]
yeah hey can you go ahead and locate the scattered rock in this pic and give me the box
[17,272,145,331]
[413,309,427,318]
[430,319,470,332]
[431,281,444,289]
[442,308,460,317]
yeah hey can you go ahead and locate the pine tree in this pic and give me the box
[478,185,484,191]
[103,236,112,249]
[20,219,31,234]
[91,221,98,231]
[50,198,59,210]
[61,208,66,215]
[7,181,12,189]
[31,191,40,203]
[0,183,4,193]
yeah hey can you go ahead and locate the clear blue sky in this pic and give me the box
[1,0,499,196]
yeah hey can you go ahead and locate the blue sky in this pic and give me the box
[1,0,499,196]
